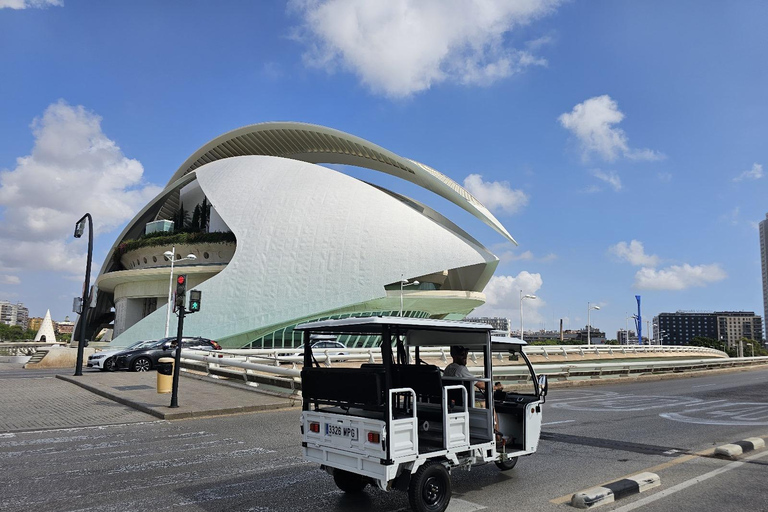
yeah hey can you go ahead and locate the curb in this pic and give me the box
[714,437,766,459]
[571,472,660,509]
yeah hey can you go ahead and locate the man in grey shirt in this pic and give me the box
[445,345,503,445]
[444,345,485,391]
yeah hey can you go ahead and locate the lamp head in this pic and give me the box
[185,254,196,260]
[74,219,86,238]
[523,294,537,300]
[163,251,174,260]
[593,305,601,310]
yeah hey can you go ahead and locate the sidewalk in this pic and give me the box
[57,369,300,420]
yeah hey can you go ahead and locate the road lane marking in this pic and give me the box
[692,384,717,388]
[609,449,768,511]
[1,420,168,436]
[543,420,576,426]
[549,449,714,505]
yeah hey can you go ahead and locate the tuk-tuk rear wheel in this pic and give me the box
[408,461,451,512]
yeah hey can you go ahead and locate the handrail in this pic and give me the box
[177,349,768,391]
[189,344,727,368]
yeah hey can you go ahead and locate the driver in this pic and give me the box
[444,345,485,391]
[444,345,504,447]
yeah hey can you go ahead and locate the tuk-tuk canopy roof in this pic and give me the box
[295,316,514,348]
[491,335,528,351]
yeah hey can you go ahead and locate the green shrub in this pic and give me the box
[113,231,236,264]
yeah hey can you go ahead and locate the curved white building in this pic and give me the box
[88,123,515,349]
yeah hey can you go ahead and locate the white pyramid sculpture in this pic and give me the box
[34,310,57,343]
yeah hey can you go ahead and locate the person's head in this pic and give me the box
[494,381,503,390]
[450,345,469,365]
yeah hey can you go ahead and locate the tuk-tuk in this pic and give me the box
[296,316,547,512]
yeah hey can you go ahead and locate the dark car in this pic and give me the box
[114,336,221,372]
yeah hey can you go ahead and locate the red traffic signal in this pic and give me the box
[175,274,187,309]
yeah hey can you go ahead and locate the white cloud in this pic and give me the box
[657,172,672,183]
[0,100,161,274]
[0,275,21,285]
[498,250,557,263]
[558,95,664,162]
[0,0,62,9]
[591,169,622,191]
[290,0,562,98]
[609,240,659,267]
[472,270,544,323]
[733,162,763,182]
[463,174,528,215]
[634,264,727,291]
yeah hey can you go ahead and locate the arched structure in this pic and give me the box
[87,123,516,349]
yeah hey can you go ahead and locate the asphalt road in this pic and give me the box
[1,367,767,512]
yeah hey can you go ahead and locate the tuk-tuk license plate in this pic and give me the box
[326,423,358,440]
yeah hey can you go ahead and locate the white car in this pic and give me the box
[87,340,153,371]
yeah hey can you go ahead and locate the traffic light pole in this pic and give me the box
[170,305,185,408]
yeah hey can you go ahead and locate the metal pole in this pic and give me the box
[170,304,185,408]
[520,290,524,343]
[165,246,176,338]
[399,274,404,317]
[587,302,591,346]
[74,213,93,377]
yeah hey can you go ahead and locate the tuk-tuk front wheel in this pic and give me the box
[333,469,367,493]
[408,461,451,512]
[495,456,518,471]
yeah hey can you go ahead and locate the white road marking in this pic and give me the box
[543,420,576,426]
[692,384,717,388]
[4,420,168,436]
[610,449,768,511]
[446,498,487,511]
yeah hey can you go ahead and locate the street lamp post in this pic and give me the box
[399,275,420,317]
[164,247,196,337]
[519,291,537,342]
[73,213,93,376]
[587,302,600,346]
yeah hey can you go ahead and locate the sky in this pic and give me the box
[1,0,767,340]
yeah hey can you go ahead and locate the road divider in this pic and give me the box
[714,437,766,459]
[571,472,660,509]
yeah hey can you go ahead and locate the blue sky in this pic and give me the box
[1,0,767,340]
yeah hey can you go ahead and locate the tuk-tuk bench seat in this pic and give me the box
[301,367,385,408]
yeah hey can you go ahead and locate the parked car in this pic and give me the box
[279,339,348,362]
[114,337,221,372]
[87,339,154,371]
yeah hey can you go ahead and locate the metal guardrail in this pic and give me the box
[178,345,756,391]
[183,343,726,367]
[0,342,67,356]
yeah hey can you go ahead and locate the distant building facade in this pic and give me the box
[654,311,764,348]
[464,317,510,332]
[55,316,75,335]
[617,330,638,344]
[522,327,606,344]
[28,317,43,332]
[0,301,29,330]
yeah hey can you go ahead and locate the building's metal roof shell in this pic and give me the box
[166,122,516,244]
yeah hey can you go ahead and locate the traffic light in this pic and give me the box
[189,290,201,312]
[175,274,187,309]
